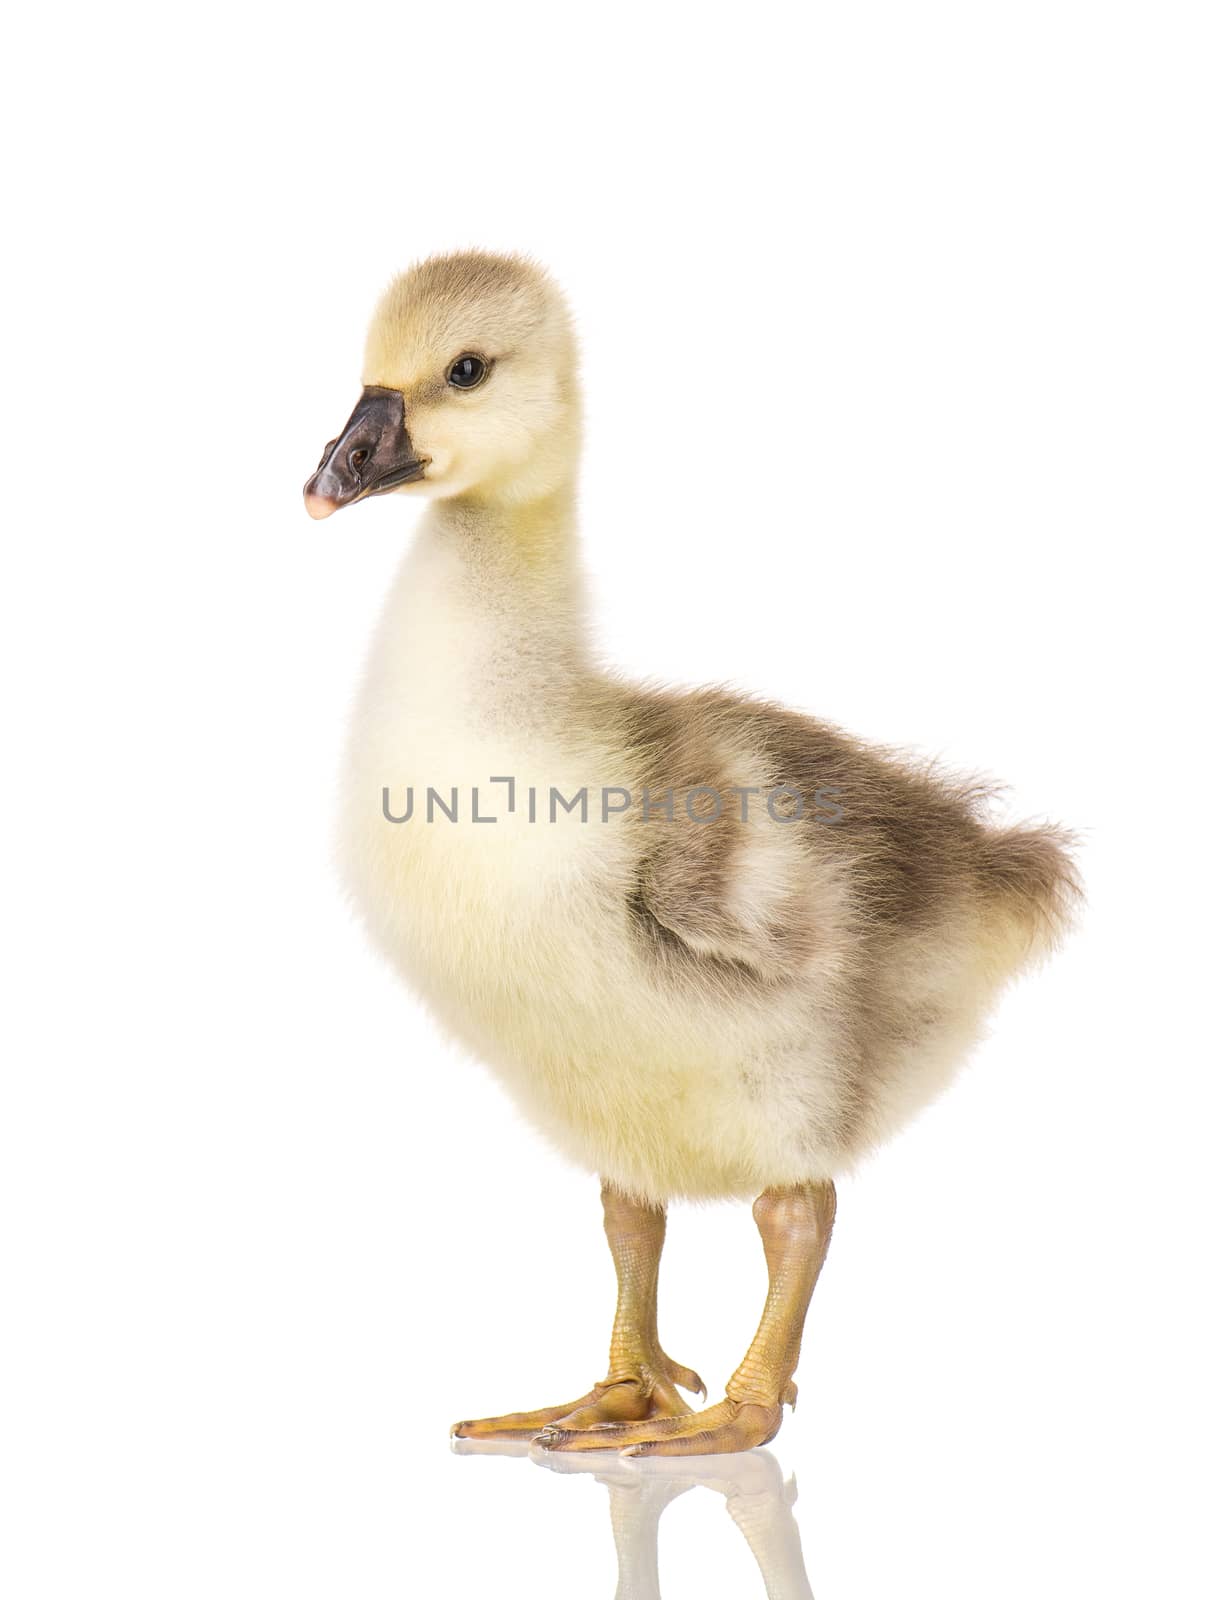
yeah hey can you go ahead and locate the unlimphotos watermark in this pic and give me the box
[381,777,844,826]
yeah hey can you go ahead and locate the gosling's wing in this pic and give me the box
[617,684,831,981]
[632,787,821,980]
[616,679,1003,983]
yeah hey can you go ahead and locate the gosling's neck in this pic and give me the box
[415,481,592,730]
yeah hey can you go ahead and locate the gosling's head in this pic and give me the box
[304,251,579,518]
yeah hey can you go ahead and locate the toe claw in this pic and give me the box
[668,1361,707,1400]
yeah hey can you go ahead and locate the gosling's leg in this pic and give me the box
[538,1181,835,1456]
[451,1183,705,1441]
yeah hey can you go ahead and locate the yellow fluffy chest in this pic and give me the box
[339,529,615,1011]
[345,741,627,1014]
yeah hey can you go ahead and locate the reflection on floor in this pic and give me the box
[453,1437,815,1598]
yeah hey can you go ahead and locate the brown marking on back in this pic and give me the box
[586,678,1080,1156]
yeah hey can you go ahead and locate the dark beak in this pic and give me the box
[303,385,427,520]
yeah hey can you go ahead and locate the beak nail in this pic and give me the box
[305,492,339,520]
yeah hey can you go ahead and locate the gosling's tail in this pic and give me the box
[977,821,1083,964]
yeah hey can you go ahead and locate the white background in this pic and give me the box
[3,3,1215,1596]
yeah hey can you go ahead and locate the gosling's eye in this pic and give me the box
[448,354,488,390]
